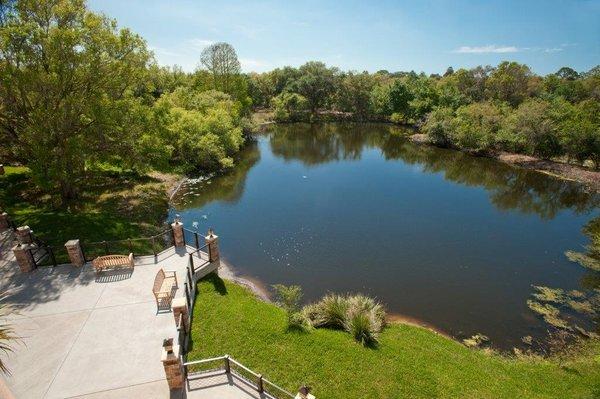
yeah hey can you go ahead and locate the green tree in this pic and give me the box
[335,72,375,119]
[156,88,244,170]
[502,98,561,158]
[486,61,533,106]
[272,92,309,122]
[200,42,241,93]
[198,42,251,113]
[369,83,393,117]
[0,0,151,203]
[554,99,600,167]
[292,61,338,114]
[453,102,506,151]
[423,107,455,146]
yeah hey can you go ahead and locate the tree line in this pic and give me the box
[247,62,599,167]
[0,0,251,203]
[1,0,598,205]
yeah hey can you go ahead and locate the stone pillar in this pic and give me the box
[0,212,9,230]
[0,164,4,175]
[171,221,185,248]
[161,338,183,390]
[15,226,32,244]
[12,244,36,273]
[205,229,219,262]
[171,297,189,332]
[65,239,85,267]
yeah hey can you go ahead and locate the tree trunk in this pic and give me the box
[59,177,77,205]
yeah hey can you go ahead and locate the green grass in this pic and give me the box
[0,166,179,263]
[189,274,600,399]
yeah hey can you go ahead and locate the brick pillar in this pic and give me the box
[15,226,32,244]
[65,239,85,267]
[204,229,219,262]
[12,244,36,273]
[171,221,184,248]
[161,338,183,390]
[0,164,4,175]
[171,297,189,331]
[0,212,9,230]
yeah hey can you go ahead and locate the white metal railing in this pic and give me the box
[183,355,295,399]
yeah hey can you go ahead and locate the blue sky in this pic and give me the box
[88,0,599,75]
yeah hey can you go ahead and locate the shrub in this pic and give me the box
[343,295,385,347]
[452,102,506,152]
[308,293,349,329]
[422,107,455,146]
[502,98,561,158]
[390,112,408,124]
[303,293,386,346]
[272,92,309,122]
[272,284,305,329]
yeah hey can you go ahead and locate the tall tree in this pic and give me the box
[486,61,532,106]
[0,0,151,203]
[293,61,338,114]
[200,42,241,94]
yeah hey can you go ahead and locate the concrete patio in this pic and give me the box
[0,230,264,399]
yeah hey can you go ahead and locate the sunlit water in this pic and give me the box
[170,123,599,350]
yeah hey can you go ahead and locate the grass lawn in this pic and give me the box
[189,273,600,399]
[0,165,179,263]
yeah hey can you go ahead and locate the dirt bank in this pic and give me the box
[409,133,600,191]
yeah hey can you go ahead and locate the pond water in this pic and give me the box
[170,123,599,350]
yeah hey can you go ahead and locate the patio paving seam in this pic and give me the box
[41,282,108,399]
[61,377,168,398]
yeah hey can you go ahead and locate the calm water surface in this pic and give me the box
[171,123,599,349]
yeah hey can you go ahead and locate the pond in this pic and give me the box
[170,123,599,350]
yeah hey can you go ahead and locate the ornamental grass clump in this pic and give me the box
[343,295,386,347]
[302,293,386,346]
[309,293,349,329]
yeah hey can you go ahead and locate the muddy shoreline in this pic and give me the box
[409,133,600,192]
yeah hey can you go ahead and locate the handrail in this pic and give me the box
[85,229,172,245]
[263,378,295,398]
[183,355,227,366]
[229,357,260,378]
[183,355,295,399]
[187,243,209,255]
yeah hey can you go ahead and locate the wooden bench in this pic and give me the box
[153,268,178,308]
[92,253,134,274]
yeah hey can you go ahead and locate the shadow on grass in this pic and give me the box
[201,272,228,296]
[285,324,311,335]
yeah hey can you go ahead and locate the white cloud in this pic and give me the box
[239,58,270,72]
[544,47,563,53]
[454,43,572,55]
[187,39,214,51]
[454,45,519,54]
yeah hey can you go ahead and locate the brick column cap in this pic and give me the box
[204,233,218,241]
[171,297,187,310]
[64,239,80,247]
[161,344,181,362]
[12,243,35,251]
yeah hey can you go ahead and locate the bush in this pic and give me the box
[390,112,408,124]
[343,295,385,347]
[423,107,455,146]
[272,92,309,122]
[502,98,561,158]
[272,284,308,330]
[308,293,349,329]
[303,293,386,346]
[452,102,506,152]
